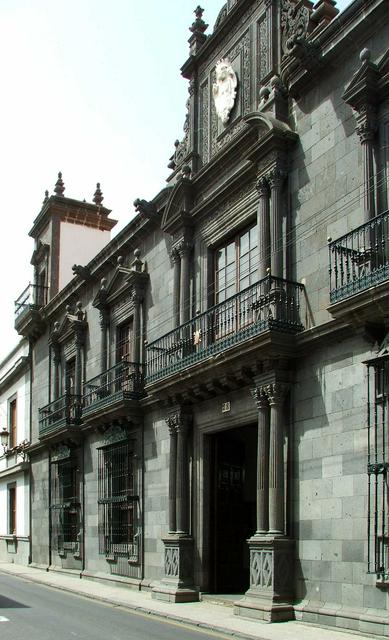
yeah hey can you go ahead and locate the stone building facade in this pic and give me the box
[10,0,389,634]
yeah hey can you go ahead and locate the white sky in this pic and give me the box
[0,0,352,361]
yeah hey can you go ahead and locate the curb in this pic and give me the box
[0,566,262,640]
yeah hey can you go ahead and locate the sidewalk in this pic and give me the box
[0,561,382,640]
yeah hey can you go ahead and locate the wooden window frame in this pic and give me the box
[9,397,17,449]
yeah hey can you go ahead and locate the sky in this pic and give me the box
[0,0,352,361]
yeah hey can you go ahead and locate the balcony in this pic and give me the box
[329,210,389,320]
[146,275,305,386]
[39,393,81,439]
[82,360,144,423]
[14,283,48,338]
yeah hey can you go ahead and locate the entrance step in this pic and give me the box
[200,593,244,607]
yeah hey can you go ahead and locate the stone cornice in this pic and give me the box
[0,355,30,394]
[281,0,387,98]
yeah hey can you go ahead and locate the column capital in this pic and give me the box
[165,406,192,434]
[256,175,270,198]
[177,240,193,258]
[251,386,269,410]
[264,382,289,405]
[355,103,377,142]
[266,166,287,189]
[170,247,181,264]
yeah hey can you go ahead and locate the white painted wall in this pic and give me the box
[0,340,30,538]
[58,222,111,291]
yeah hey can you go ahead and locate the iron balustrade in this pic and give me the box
[83,360,144,416]
[146,275,304,384]
[329,209,389,304]
[14,283,48,319]
[39,393,81,437]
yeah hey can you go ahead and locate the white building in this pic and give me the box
[0,339,30,564]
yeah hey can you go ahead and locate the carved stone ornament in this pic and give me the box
[51,444,71,462]
[281,0,311,57]
[212,58,238,125]
[103,424,127,446]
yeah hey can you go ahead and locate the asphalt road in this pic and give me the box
[0,572,231,640]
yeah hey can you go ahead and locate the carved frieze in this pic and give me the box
[200,80,209,163]
[258,11,271,82]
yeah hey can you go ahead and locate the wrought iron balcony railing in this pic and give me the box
[329,209,389,304]
[39,393,81,438]
[146,275,304,384]
[15,283,48,319]
[83,360,144,417]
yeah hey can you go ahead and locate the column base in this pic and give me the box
[234,536,295,622]
[152,535,199,603]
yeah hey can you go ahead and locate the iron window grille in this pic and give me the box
[98,440,139,562]
[367,355,389,578]
[50,457,81,556]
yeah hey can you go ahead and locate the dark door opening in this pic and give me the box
[210,424,257,594]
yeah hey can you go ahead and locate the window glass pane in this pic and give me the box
[216,248,225,269]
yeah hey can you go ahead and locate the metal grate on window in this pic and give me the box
[50,458,81,555]
[98,440,139,562]
[367,356,389,578]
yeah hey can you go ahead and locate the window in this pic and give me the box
[65,358,76,394]
[367,355,389,578]
[215,225,258,303]
[116,320,133,363]
[51,456,81,555]
[8,484,16,535]
[9,398,17,449]
[98,439,139,562]
[214,226,258,338]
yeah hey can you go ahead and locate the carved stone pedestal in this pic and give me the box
[152,535,199,603]
[234,536,295,622]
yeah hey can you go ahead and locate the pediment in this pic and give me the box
[161,178,194,235]
[343,57,380,109]
[243,112,298,165]
[93,257,149,309]
[51,304,87,344]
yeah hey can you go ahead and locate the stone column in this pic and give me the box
[176,419,189,534]
[179,242,192,325]
[251,385,270,534]
[74,328,84,398]
[152,407,198,603]
[132,291,142,364]
[266,382,289,535]
[167,420,177,534]
[356,107,377,222]
[99,308,109,373]
[52,343,61,400]
[268,168,286,279]
[171,248,181,328]
[256,176,271,280]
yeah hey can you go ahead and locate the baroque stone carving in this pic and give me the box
[281,0,311,57]
[51,444,71,462]
[103,424,127,446]
[212,58,238,125]
[210,31,250,157]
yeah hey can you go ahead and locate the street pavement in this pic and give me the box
[0,562,385,640]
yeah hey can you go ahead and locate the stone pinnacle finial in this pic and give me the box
[54,171,65,197]
[190,5,208,35]
[93,182,103,206]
